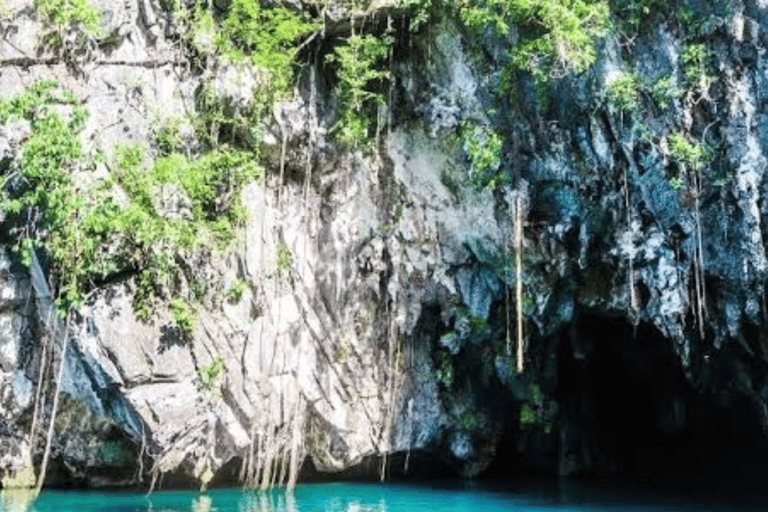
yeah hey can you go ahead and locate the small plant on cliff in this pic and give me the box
[519,403,539,427]
[34,0,104,50]
[216,0,317,94]
[668,132,713,172]
[462,122,506,189]
[276,241,292,276]
[456,409,480,432]
[197,354,226,392]
[681,43,715,91]
[327,32,393,148]
[650,74,682,109]
[34,0,102,33]
[225,278,248,303]
[603,71,641,112]
[435,351,454,388]
[170,298,197,339]
[458,0,609,80]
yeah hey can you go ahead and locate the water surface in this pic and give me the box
[3,480,766,512]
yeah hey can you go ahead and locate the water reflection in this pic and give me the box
[0,488,38,512]
[18,481,768,512]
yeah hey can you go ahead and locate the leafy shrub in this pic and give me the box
[1,82,260,316]
[650,74,682,109]
[520,403,538,426]
[225,278,248,303]
[197,354,226,392]
[0,80,104,310]
[457,410,480,432]
[462,122,505,189]
[458,0,610,80]
[610,0,668,34]
[34,0,102,34]
[435,351,454,387]
[668,132,712,171]
[327,33,393,148]
[170,298,196,339]
[681,43,714,90]
[216,1,316,93]
[604,71,640,112]
[276,242,292,275]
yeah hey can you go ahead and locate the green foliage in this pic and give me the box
[334,338,353,364]
[650,74,682,109]
[681,43,714,90]
[197,354,226,392]
[170,298,196,339]
[462,122,506,189]
[675,3,707,36]
[0,80,110,311]
[1,82,260,317]
[520,403,538,426]
[458,0,609,79]
[192,80,265,150]
[153,116,185,155]
[456,409,480,432]
[327,33,393,148]
[527,382,543,405]
[435,351,454,387]
[603,71,640,112]
[225,278,248,303]
[668,132,712,172]
[276,242,292,275]
[401,0,434,31]
[216,1,316,93]
[610,0,667,34]
[669,175,685,190]
[34,0,102,34]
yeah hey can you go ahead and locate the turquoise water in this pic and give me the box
[2,481,766,512]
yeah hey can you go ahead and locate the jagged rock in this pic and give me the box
[7,0,768,489]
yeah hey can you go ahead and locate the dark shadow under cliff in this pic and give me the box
[484,314,768,492]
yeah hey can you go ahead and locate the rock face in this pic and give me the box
[4,0,768,489]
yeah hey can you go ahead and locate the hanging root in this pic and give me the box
[515,193,526,373]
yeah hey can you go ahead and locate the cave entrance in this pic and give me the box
[558,314,768,491]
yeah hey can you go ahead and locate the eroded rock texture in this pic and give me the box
[3,0,768,489]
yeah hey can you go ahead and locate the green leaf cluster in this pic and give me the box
[34,0,102,34]
[458,0,610,79]
[197,354,226,392]
[603,71,641,112]
[327,33,393,148]
[1,82,261,316]
[0,81,112,310]
[170,297,196,339]
[650,74,682,109]
[225,278,248,303]
[462,122,506,189]
[681,43,714,91]
[668,132,712,172]
[276,241,292,276]
[216,1,317,93]
[435,351,454,387]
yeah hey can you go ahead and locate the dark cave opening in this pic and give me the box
[554,314,768,490]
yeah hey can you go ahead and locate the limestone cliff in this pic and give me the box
[2,0,768,490]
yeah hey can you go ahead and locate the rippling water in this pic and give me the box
[2,480,766,512]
